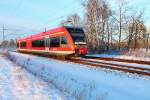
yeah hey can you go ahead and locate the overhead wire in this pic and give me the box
[38,0,84,30]
[45,6,85,29]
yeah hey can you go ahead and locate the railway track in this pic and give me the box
[83,56,150,65]
[67,57,150,76]
[10,51,150,76]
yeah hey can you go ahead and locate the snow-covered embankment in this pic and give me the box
[0,54,74,100]
[7,52,150,100]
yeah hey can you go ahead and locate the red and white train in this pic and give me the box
[17,26,88,56]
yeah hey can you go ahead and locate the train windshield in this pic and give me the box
[66,27,86,43]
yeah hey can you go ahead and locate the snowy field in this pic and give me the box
[0,54,74,100]
[6,52,150,100]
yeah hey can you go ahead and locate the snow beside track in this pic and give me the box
[8,52,150,100]
[0,54,74,100]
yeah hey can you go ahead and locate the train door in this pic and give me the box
[45,36,50,52]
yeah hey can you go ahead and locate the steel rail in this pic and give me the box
[83,56,150,65]
[67,58,150,76]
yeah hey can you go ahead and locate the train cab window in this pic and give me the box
[61,36,68,45]
[71,34,85,42]
[50,37,60,47]
[32,39,45,47]
[20,42,26,48]
[66,27,86,43]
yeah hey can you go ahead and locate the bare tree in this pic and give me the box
[68,14,82,27]
[0,40,9,48]
[80,0,148,53]
[111,0,131,50]
[60,14,82,27]
[83,0,110,52]
[146,28,150,51]
[128,17,147,49]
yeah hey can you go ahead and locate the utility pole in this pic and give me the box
[1,25,8,41]
[2,25,5,41]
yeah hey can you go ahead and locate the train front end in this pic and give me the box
[66,27,88,56]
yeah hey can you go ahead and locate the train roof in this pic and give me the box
[17,26,65,42]
[17,26,84,42]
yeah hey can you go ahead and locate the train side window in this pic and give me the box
[61,36,68,45]
[32,39,45,47]
[20,42,26,48]
[50,37,60,47]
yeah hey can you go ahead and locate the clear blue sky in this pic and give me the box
[0,0,83,30]
[0,0,150,40]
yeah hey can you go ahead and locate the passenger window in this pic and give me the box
[20,42,26,48]
[32,39,45,47]
[50,37,60,47]
[61,36,68,45]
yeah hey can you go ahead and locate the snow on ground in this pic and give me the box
[7,52,150,100]
[87,53,150,62]
[0,54,75,100]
